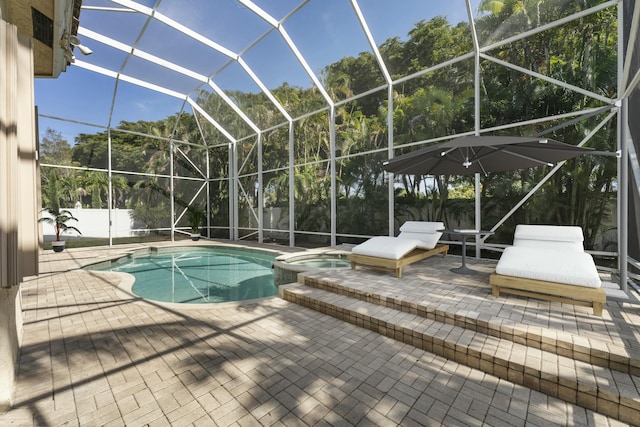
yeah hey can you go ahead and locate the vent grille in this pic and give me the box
[31,7,53,48]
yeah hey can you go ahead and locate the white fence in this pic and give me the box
[41,208,136,241]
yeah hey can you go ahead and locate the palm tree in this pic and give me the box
[83,171,109,208]
[39,207,81,242]
[39,171,81,251]
[186,204,206,240]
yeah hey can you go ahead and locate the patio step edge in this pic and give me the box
[279,282,640,425]
[298,274,639,378]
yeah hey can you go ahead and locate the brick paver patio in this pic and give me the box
[0,241,637,426]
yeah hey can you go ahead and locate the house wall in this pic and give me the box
[0,20,39,409]
[0,287,21,411]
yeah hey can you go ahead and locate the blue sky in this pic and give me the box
[35,0,479,145]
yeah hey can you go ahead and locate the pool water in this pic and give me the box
[287,258,351,268]
[91,247,277,304]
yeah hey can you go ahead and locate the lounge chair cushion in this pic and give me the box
[398,221,444,249]
[351,236,420,260]
[513,224,584,251]
[399,221,445,233]
[397,232,440,250]
[495,246,601,288]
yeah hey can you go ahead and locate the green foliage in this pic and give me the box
[40,8,619,247]
[186,205,206,233]
[41,169,62,212]
[40,128,73,165]
[128,178,171,231]
[448,184,475,199]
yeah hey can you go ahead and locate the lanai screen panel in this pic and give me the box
[211,61,275,132]
[359,0,473,80]
[79,0,150,46]
[110,82,188,131]
[241,30,316,104]
[155,0,272,54]
[29,0,633,259]
[475,0,611,47]
[35,68,114,131]
[283,0,385,101]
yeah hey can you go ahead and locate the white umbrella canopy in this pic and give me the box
[383,135,598,176]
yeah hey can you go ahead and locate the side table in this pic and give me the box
[444,229,494,274]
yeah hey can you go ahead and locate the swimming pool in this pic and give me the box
[89,246,278,304]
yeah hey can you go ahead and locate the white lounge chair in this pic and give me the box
[489,224,606,316]
[347,221,449,278]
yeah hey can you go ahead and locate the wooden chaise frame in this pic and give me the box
[347,244,449,278]
[489,273,606,316]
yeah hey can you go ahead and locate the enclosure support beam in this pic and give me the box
[352,0,395,239]
[107,130,113,246]
[230,143,237,241]
[206,148,210,239]
[330,106,337,247]
[258,133,263,244]
[467,0,482,258]
[170,140,175,241]
[289,121,295,247]
[387,86,394,237]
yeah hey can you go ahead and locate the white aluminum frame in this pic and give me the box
[38,0,639,290]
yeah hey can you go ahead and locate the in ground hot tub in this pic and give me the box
[272,246,353,285]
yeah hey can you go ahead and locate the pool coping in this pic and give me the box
[273,243,354,262]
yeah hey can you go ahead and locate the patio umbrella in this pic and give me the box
[383,135,598,176]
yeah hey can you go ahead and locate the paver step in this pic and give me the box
[300,275,640,377]
[280,281,640,425]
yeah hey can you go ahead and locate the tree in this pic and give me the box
[40,128,72,165]
[472,0,618,248]
[82,171,109,209]
[128,178,171,232]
